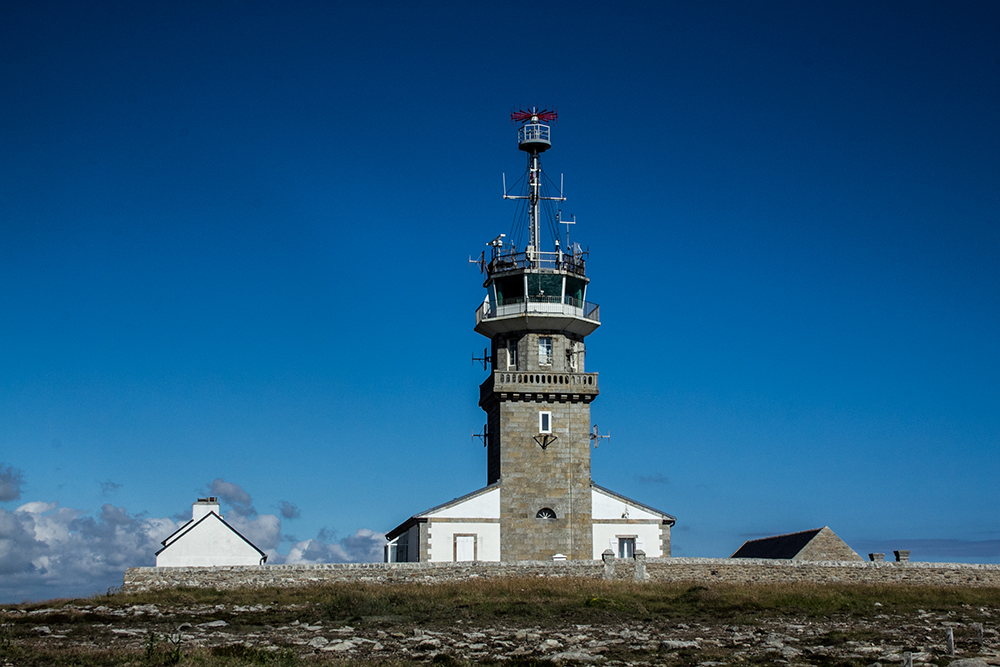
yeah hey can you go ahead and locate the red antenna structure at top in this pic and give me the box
[505,107,563,253]
[511,108,558,124]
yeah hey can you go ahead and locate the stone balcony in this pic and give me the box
[480,371,599,405]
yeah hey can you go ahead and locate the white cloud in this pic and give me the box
[280,528,385,565]
[278,500,300,519]
[0,509,47,575]
[0,502,182,603]
[15,501,58,514]
[209,478,255,517]
[100,480,123,497]
[226,513,282,551]
[0,464,24,501]
[0,476,386,603]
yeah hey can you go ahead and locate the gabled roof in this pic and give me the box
[160,518,196,548]
[731,527,823,559]
[386,481,676,542]
[415,482,500,518]
[386,483,499,541]
[155,511,267,560]
[591,482,676,524]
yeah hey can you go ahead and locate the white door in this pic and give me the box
[455,535,476,562]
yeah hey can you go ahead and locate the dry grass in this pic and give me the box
[91,578,1000,620]
[4,578,999,666]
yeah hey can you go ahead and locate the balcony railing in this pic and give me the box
[487,249,586,277]
[476,296,600,325]
[481,371,599,403]
[518,123,550,145]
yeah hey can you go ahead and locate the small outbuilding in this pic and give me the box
[730,526,863,561]
[155,497,267,567]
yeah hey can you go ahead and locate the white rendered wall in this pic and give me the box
[427,521,500,562]
[191,501,220,522]
[591,522,663,559]
[157,517,263,567]
[591,489,663,521]
[426,487,499,519]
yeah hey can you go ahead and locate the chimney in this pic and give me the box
[193,496,220,521]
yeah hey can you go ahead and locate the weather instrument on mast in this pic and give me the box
[504,108,566,258]
[590,424,611,448]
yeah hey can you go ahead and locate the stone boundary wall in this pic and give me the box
[123,556,1000,592]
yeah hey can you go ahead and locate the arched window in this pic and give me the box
[536,508,557,520]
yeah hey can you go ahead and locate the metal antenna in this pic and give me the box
[590,424,611,448]
[557,210,576,249]
[472,423,488,446]
[506,108,565,255]
[472,347,492,371]
[469,250,486,272]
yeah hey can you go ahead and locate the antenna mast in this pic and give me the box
[507,108,565,260]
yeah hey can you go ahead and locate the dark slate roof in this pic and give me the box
[385,483,500,541]
[730,528,824,559]
[159,518,195,547]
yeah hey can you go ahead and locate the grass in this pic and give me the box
[3,579,998,666]
[85,578,1000,620]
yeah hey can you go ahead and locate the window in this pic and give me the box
[394,532,409,562]
[495,276,524,306]
[507,340,518,370]
[618,537,636,559]
[565,276,586,307]
[536,508,557,519]
[539,411,552,434]
[538,337,553,366]
[527,274,562,301]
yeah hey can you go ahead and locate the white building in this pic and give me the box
[156,497,267,567]
[386,483,674,563]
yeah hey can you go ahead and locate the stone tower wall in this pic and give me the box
[496,394,593,561]
[481,331,598,561]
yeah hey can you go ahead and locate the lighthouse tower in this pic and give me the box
[474,109,601,561]
[383,110,674,565]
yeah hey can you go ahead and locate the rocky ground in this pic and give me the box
[3,597,1000,666]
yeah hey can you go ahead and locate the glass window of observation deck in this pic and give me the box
[565,276,585,305]
[495,276,524,306]
[527,274,562,301]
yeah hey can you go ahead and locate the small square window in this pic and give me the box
[539,337,553,366]
[539,411,552,434]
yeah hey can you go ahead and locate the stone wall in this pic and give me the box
[124,555,1000,593]
[795,526,864,561]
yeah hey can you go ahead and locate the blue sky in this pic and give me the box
[1,1,998,602]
